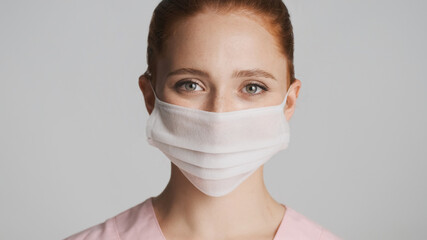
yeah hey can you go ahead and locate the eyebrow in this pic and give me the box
[166,68,277,81]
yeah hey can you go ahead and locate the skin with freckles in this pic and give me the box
[139,9,301,240]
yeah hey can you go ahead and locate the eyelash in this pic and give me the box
[174,80,269,96]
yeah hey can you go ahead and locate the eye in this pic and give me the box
[242,82,268,95]
[175,80,203,92]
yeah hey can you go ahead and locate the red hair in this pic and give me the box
[144,0,295,87]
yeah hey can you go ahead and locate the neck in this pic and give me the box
[152,163,286,239]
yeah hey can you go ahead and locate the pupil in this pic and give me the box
[247,85,257,93]
[186,83,196,90]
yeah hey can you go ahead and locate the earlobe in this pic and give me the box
[138,74,155,115]
[284,79,302,121]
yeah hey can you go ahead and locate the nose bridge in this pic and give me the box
[207,88,232,113]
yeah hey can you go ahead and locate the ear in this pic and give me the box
[284,79,301,121]
[138,73,155,115]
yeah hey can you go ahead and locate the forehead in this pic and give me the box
[157,10,287,83]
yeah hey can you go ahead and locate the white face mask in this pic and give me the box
[145,80,291,197]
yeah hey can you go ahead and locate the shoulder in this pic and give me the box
[63,198,156,240]
[278,206,342,240]
[319,228,342,240]
[63,217,119,240]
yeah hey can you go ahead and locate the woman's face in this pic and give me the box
[142,10,300,120]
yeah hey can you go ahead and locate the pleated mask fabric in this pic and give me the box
[145,81,291,197]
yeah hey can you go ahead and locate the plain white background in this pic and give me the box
[1,0,426,239]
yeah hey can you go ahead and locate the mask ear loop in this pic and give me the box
[280,87,291,108]
[145,71,159,100]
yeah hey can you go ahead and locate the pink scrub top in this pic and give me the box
[64,197,342,240]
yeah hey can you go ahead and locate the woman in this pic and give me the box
[65,0,342,239]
